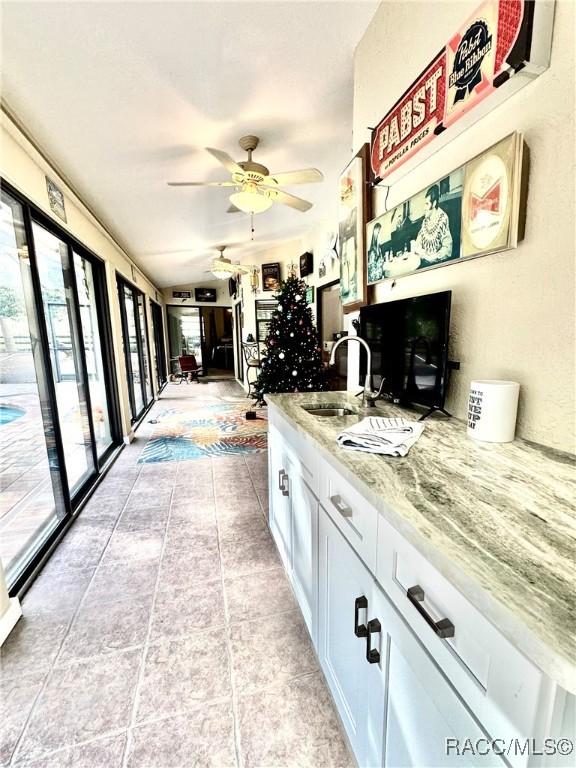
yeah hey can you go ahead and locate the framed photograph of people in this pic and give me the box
[338,144,371,313]
[461,133,524,258]
[262,263,281,291]
[367,169,463,283]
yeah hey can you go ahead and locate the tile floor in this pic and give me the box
[0,381,354,768]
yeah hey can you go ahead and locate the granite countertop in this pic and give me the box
[265,391,576,694]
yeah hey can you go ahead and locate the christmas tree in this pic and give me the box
[254,275,326,398]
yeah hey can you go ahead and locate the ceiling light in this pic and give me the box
[212,268,232,280]
[230,187,272,214]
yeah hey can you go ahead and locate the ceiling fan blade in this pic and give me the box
[167,181,236,187]
[261,168,323,187]
[227,204,242,213]
[205,147,244,174]
[267,188,313,212]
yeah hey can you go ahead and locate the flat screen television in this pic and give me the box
[359,290,451,412]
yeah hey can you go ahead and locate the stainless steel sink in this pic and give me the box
[302,405,355,417]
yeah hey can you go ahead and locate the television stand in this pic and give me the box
[417,405,452,422]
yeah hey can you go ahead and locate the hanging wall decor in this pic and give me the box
[339,143,371,313]
[366,132,525,283]
[45,177,67,223]
[299,251,313,277]
[461,132,524,258]
[370,0,553,186]
[262,263,281,291]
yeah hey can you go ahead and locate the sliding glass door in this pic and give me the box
[0,181,121,592]
[151,300,167,390]
[118,277,153,422]
[33,223,96,494]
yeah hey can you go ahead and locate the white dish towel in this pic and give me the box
[336,416,425,457]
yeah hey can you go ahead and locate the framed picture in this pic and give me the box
[46,177,67,223]
[299,251,313,277]
[367,168,464,283]
[306,285,314,304]
[195,287,216,302]
[228,277,237,299]
[338,144,371,313]
[262,262,281,291]
[461,133,524,258]
[172,290,192,299]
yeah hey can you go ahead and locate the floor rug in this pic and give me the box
[138,402,267,463]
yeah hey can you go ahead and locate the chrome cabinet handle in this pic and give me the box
[407,585,455,639]
[278,469,289,497]
[366,618,381,664]
[330,494,352,518]
[354,596,368,638]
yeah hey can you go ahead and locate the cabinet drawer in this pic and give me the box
[376,516,546,765]
[321,462,378,571]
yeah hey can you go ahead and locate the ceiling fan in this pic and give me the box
[208,246,251,280]
[168,135,323,214]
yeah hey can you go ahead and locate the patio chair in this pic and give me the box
[178,355,203,383]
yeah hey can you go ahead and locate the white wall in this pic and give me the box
[1,109,164,439]
[353,0,575,452]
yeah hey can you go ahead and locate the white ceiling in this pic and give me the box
[1,1,379,287]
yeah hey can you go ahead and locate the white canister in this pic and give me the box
[467,380,520,443]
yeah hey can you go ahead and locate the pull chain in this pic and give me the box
[250,213,255,241]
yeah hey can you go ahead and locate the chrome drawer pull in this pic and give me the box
[330,494,352,518]
[407,585,455,639]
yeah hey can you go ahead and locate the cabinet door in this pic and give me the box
[268,426,292,572]
[370,585,501,768]
[290,471,318,645]
[318,505,385,767]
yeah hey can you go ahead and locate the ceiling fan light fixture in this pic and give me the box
[229,189,272,214]
[212,268,232,280]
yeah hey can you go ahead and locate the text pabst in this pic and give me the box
[377,66,443,162]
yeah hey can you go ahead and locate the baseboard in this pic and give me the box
[0,597,22,646]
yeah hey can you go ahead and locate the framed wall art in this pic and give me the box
[46,177,67,223]
[338,144,371,313]
[195,287,217,302]
[367,168,464,282]
[262,262,281,291]
[299,251,313,277]
[461,132,525,258]
[367,132,525,283]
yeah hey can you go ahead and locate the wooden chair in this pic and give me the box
[178,355,203,383]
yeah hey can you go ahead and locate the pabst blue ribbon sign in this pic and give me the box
[371,0,553,182]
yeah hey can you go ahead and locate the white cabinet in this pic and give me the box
[318,504,386,767]
[268,423,317,644]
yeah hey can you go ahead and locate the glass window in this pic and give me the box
[137,293,152,403]
[33,223,95,494]
[73,252,113,457]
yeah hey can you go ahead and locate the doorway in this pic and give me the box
[166,305,235,380]
[317,280,347,387]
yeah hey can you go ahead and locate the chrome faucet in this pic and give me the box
[329,335,375,408]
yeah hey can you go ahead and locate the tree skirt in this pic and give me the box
[138,403,267,463]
